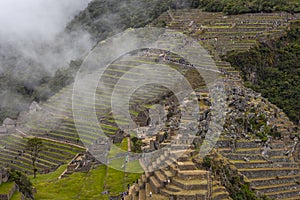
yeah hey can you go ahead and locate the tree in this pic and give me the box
[131,137,143,153]
[26,137,43,178]
[9,169,34,199]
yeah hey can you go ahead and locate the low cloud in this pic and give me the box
[0,0,93,74]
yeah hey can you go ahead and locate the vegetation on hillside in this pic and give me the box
[198,0,300,15]
[1,0,299,125]
[30,164,141,199]
[0,0,198,122]
[227,21,300,124]
[67,0,199,41]
[26,138,44,178]
[203,153,272,200]
[9,169,34,199]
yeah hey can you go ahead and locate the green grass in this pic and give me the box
[31,165,107,200]
[105,164,141,196]
[109,159,143,173]
[10,191,22,200]
[0,181,14,194]
[30,160,143,200]
[108,138,128,158]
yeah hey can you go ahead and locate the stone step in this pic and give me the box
[169,164,178,176]
[235,148,286,157]
[232,161,298,169]
[270,156,294,163]
[254,182,300,194]
[154,171,167,186]
[177,170,207,180]
[149,176,161,193]
[160,187,207,199]
[226,153,292,162]
[217,148,232,153]
[249,174,300,187]
[146,183,168,200]
[160,168,174,180]
[170,149,189,159]
[270,142,286,149]
[165,184,181,192]
[235,141,262,148]
[240,167,300,179]
[212,190,231,200]
[265,186,300,200]
[172,177,208,190]
[283,196,300,200]
[225,153,264,161]
[177,161,196,170]
[177,154,189,162]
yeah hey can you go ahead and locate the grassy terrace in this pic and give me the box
[30,137,143,200]
[10,191,22,200]
[30,163,142,200]
[0,181,14,194]
[24,52,188,146]
[0,135,84,174]
[154,10,292,58]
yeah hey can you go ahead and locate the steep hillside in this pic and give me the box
[67,0,198,41]
[227,20,300,125]
[127,9,300,200]
[0,1,299,199]
[0,0,199,123]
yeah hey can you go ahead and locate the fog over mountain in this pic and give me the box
[0,0,93,74]
[0,0,93,120]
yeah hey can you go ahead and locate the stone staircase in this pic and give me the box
[129,149,213,200]
[126,131,232,200]
[128,149,233,200]
[211,181,231,200]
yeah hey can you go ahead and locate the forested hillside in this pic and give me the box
[67,0,198,40]
[227,21,300,124]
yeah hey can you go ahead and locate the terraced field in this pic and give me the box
[0,134,84,174]
[0,9,299,200]
[154,10,296,56]
[216,138,300,199]
[128,9,300,200]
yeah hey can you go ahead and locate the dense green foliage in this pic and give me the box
[198,0,300,14]
[9,169,34,199]
[67,0,198,41]
[131,137,143,153]
[227,21,300,124]
[26,138,44,178]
